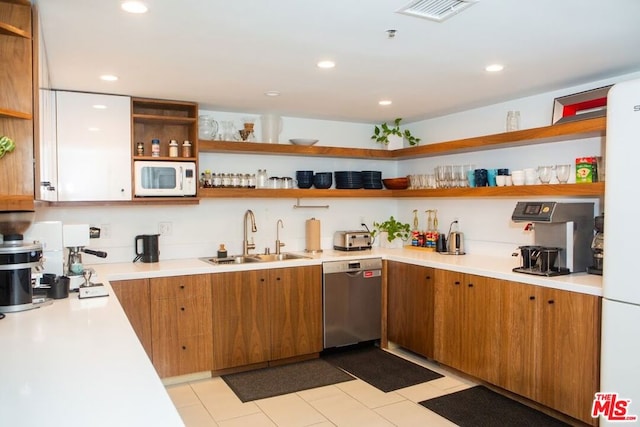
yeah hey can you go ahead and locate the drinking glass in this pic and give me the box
[436,166,447,188]
[537,166,554,184]
[443,165,453,188]
[555,164,571,184]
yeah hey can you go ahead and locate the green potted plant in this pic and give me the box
[371,118,421,149]
[372,216,411,248]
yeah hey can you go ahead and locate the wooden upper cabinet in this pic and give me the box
[0,0,34,210]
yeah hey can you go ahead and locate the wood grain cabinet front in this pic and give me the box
[211,265,322,371]
[149,274,213,378]
[110,278,153,360]
[386,261,435,359]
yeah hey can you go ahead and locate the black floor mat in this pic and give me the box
[221,358,355,402]
[419,386,570,427]
[322,346,443,392]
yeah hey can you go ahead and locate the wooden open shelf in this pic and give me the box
[197,182,604,199]
[0,20,29,38]
[0,107,31,119]
[198,117,606,160]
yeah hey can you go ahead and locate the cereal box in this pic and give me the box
[576,157,598,183]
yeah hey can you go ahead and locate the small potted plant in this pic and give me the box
[372,216,411,249]
[371,118,421,149]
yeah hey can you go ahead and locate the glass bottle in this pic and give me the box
[256,169,268,188]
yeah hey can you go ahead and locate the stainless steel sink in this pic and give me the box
[250,253,310,262]
[201,252,309,265]
[201,255,262,265]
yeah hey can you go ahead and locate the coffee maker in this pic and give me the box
[511,202,594,276]
[0,211,44,313]
[587,213,604,275]
[63,224,107,289]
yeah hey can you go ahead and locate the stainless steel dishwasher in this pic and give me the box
[323,258,382,349]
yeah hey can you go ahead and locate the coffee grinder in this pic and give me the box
[511,202,594,276]
[587,213,604,275]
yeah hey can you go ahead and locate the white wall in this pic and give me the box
[29,70,640,265]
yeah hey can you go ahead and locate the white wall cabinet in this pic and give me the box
[39,91,131,201]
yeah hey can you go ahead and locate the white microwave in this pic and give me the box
[134,161,197,197]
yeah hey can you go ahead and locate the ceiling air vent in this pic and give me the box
[396,0,479,23]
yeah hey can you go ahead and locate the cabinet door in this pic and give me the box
[387,261,435,358]
[55,91,131,201]
[211,270,270,370]
[268,266,323,360]
[434,269,466,369]
[110,278,153,360]
[497,281,540,398]
[538,288,601,424]
[152,334,213,379]
[463,274,501,384]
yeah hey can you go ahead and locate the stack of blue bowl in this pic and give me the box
[296,170,314,189]
[335,171,363,189]
[313,172,333,189]
[361,171,383,189]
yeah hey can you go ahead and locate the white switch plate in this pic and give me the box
[158,222,173,236]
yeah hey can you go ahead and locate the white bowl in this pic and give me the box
[289,138,319,146]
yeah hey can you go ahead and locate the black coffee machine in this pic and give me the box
[587,214,604,275]
[133,234,160,263]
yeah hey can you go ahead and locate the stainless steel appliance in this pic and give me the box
[134,160,197,197]
[322,258,382,348]
[0,211,45,313]
[511,201,594,276]
[63,224,108,289]
[587,213,604,275]
[333,230,372,251]
[445,220,465,255]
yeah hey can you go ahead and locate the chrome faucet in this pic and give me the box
[275,219,285,255]
[243,209,257,256]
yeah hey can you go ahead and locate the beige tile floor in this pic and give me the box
[166,348,477,427]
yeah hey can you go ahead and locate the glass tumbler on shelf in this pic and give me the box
[555,164,571,184]
[537,165,555,184]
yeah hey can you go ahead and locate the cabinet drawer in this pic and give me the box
[151,296,212,342]
[152,334,213,378]
[150,274,211,299]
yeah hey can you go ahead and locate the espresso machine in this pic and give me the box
[587,213,604,275]
[0,211,45,313]
[511,201,594,276]
[63,224,107,290]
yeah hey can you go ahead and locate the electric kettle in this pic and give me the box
[133,234,160,263]
[446,220,466,255]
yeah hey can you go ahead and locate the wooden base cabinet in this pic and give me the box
[433,270,502,385]
[110,278,153,360]
[149,274,213,378]
[386,261,435,359]
[211,265,322,370]
[499,281,601,425]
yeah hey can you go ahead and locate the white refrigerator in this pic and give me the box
[600,78,640,425]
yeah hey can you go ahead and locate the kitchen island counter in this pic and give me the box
[0,281,184,427]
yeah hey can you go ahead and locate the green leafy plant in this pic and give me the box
[372,216,411,242]
[371,118,421,146]
[0,135,16,159]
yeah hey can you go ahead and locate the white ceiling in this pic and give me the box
[35,0,640,124]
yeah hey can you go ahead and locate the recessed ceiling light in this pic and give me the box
[317,60,336,69]
[264,90,281,97]
[88,127,100,132]
[100,74,118,82]
[121,1,148,14]
[92,104,107,109]
[379,100,393,106]
[485,64,504,72]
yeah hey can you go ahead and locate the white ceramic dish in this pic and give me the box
[289,138,319,146]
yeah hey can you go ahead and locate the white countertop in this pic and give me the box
[99,247,603,296]
[0,283,184,427]
[0,246,601,426]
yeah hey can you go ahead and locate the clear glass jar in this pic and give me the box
[151,138,160,157]
[169,140,179,157]
[212,173,222,188]
[230,173,240,188]
[240,174,249,188]
[182,140,192,158]
[248,174,256,188]
[256,169,268,188]
[221,173,231,188]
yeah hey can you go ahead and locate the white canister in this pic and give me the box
[260,114,282,143]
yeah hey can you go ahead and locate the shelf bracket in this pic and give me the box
[293,198,329,209]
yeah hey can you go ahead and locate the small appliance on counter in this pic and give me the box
[63,224,108,289]
[445,220,465,255]
[587,213,604,275]
[511,201,594,276]
[333,230,372,251]
[0,211,50,313]
[133,234,160,262]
